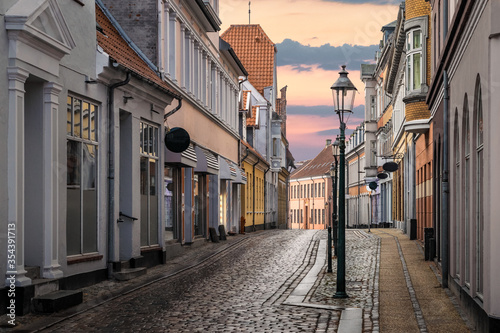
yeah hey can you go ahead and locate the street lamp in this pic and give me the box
[331,65,357,299]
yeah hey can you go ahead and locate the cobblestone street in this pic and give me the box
[5,229,471,332]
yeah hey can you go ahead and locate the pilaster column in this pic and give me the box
[42,82,63,279]
[6,67,31,286]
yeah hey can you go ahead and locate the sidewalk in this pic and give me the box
[372,228,471,332]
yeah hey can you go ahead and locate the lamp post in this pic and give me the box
[331,137,339,257]
[326,199,332,273]
[331,65,357,299]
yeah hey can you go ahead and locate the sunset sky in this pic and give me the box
[219,0,400,162]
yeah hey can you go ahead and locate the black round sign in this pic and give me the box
[377,172,388,179]
[382,161,399,172]
[165,127,190,153]
[369,181,378,190]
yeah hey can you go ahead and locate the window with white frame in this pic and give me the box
[140,121,160,247]
[406,29,422,92]
[66,96,98,256]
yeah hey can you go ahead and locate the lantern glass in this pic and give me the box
[330,65,357,116]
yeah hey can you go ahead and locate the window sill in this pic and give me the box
[67,253,103,265]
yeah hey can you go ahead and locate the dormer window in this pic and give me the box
[406,29,422,92]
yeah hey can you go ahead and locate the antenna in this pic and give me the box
[249,1,251,24]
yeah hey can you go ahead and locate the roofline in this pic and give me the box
[195,0,221,32]
[220,37,248,76]
[96,0,158,74]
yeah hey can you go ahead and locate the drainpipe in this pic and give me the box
[263,166,270,230]
[252,159,259,231]
[354,149,361,228]
[297,180,301,229]
[164,97,182,120]
[311,177,315,229]
[157,0,163,74]
[108,72,131,276]
[441,0,449,289]
[442,70,449,288]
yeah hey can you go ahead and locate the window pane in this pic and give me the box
[74,99,82,138]
[140,122,144,154]
[148,125,154,155]
[82,143,97,253]
[413,30,421,49]
[67,140,80,186]
[149,159,158,244]
[67,96,73,136]
[140,157,148,246]
[90,104,97,141]
[154,127,159,157]
[413,53,421,90]
[407,33,410,51]
[82,102,90,140]
[66,140,81,255]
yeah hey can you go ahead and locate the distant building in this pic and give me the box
[289,141,336,230]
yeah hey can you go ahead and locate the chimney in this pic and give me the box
[326,139,332,147]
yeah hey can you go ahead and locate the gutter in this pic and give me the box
[107,71,131,275]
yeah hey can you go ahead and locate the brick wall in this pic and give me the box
[406,0,431,21]
[405,101,431,122]
[103,1,158,65]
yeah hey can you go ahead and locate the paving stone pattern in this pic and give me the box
[30,230,346,332]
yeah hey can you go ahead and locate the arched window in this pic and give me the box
[474,75,484,296]
[463,94,471,286]
[454,109,460,278]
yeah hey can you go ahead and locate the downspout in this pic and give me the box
[442,72,449,288]
[311,177,315,228]
[297,180,301,229]
[442,0,449,289]
[108,72,131,276]
[354,149,361,227]
[263,166,270,230]
[157,0,163,74]
[164,97,182,120]
[322,175,327,229]
[252,159,259,231]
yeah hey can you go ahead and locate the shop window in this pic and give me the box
[140,121,159,246]
[66,96,98,255]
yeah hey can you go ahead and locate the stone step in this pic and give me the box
[113,267,147,281]
[32,290,83,313]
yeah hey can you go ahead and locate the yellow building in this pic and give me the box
[241,141,269,232]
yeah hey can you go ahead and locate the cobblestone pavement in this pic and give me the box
[12,230,346,332]
[4,228,470,333]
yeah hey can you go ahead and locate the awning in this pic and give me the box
[219,156,233,180]
[164,144,197,168]
[194,146,219,175]
[233,166,247,184]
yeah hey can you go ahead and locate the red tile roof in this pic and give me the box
[221,24,276,126]
[290,145,336,179]
[96,4,174,94]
